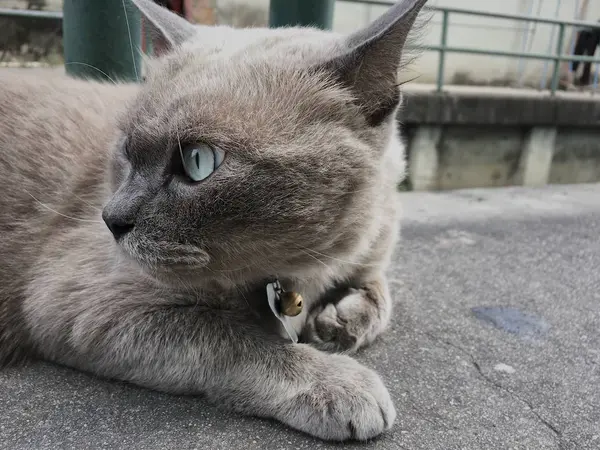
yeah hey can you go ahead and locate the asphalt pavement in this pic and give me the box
[1,184,599,450]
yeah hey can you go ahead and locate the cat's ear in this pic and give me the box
[131,0,197,51]
[326,0,428,126]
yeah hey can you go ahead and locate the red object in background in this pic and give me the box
[169,0,184,15]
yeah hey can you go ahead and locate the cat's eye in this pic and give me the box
[180,143,225,182]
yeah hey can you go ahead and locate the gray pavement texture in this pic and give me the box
[2,184,600,450]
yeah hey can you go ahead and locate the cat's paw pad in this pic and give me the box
[303,289,384,353]
[282,355,395,441]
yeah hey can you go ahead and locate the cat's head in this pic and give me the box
[102,0,427,288]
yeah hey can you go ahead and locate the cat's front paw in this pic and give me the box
[303,286,389,353]
[280,354,395,441]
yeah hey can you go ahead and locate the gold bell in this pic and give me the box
[280,291,303,317]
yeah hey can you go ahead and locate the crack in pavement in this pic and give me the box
[424,332,564,449]
[472,360,563,449]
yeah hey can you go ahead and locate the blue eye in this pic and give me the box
[181,143,225,182]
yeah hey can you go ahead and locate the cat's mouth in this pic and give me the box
[118,237,211,273]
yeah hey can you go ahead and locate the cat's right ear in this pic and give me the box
[320,0,428,127]
[131,0,197,52]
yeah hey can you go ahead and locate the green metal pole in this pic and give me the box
[269,0,335,30]
[63,0,141,82]
[436,10,449,92]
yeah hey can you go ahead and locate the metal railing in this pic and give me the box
[0,8,61,20]
[342,0,600,94]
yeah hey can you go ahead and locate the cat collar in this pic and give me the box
[265,279,303,343]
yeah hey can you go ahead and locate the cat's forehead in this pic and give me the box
[125,27,356,148]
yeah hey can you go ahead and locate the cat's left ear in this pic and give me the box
[131,0,197,52]
[325,0,428,126]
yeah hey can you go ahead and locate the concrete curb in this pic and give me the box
[400,85,600,190]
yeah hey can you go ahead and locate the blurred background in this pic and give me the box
[2,0,600,191]
[1,0,600,90]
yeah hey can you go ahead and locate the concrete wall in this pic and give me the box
[400,86,600,190]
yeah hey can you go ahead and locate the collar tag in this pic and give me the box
[266,280,299,343]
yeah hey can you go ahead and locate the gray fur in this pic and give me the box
[133,0,197,48]
[0,0,427,441]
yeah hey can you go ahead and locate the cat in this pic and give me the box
[0,0,427,441]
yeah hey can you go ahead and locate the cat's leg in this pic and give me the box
[59,304,395,441]
[302,210,399,354]
[302,271,392,353]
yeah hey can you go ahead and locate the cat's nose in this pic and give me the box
[102,212,135,240]
[102,181,145,240]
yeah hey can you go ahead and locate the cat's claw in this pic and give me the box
[303,288,388,353]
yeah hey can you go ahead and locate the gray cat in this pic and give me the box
[0,0,427,441]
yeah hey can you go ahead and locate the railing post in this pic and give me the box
[269,0,335,30]
[437,10,449,92]
[550,23,565,94]
[63,0,141,82]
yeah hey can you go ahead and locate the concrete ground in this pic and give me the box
[1,184,599,450]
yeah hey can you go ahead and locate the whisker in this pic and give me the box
[122,0,140,81]
[296,248,332,271]
[25,191,104,224]
[295,245,382,268]
[176,128,184,162]
[64,62,118,85]
[73,194,102,212]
